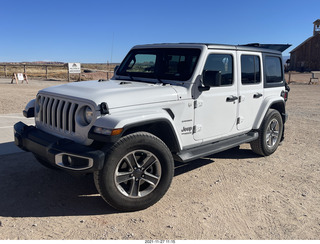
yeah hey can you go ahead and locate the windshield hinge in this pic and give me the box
[194,100,203,109]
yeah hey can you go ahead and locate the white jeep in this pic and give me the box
[14,43,290,211]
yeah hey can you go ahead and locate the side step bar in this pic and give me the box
[174,132,258,163]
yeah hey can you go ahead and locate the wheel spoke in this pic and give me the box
[271,134,278,144]
[143,172,160,186]
[266,133,272,146]
[125,153,139,169]
[141,154,157,170]
[116,172,133,184]
[270,121,277,131]
[129,179,140,197]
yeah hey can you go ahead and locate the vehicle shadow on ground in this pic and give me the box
[174,146,259,177]
[0,152,118,218]
[0,141,24,155]
[0,147,258,218]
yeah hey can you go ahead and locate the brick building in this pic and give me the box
[290,19,320,71]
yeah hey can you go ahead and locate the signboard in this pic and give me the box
[68,63,81,74]
[17,73,24,81]
[11,73,28,84]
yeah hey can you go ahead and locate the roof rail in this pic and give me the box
[242,43,291,52]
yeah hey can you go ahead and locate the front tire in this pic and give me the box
[250,109,283,156]
[94,132,174,211]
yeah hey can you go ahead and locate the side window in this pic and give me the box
[265,56,283,83]
[204,54,233,86]
[241,55,261,84]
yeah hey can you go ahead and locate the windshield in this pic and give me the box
[116,48,201,82]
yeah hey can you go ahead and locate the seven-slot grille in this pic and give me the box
[36,95,79,133]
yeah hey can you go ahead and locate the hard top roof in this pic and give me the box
[132,43,291,54]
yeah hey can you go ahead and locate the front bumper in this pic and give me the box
[14,122,105,173]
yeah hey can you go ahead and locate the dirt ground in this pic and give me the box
[0,77,319,240]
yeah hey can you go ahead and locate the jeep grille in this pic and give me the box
[36,95,79,133]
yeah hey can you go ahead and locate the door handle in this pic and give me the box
[253,93,263,99]
[226,95,238,102]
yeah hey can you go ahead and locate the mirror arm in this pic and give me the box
[198,85,210,92]
[198,76,210,92]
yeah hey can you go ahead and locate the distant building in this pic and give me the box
[290,19,320,71]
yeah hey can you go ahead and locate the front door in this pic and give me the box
[193,51,238,141]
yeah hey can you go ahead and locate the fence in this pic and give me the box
[0,63,116,81]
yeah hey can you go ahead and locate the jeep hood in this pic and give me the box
[40,79,180,109]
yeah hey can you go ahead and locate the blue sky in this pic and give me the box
[1,0,319,63]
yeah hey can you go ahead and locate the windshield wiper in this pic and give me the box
[126,73,155,84]
[155,74,170,85]
[126,73,143,82]
[126,72,169,85]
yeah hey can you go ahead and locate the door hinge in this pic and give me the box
[237,117,244,125]
[193,124,202,133]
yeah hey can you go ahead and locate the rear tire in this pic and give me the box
[250,109,283,156]
[94,132,174,211]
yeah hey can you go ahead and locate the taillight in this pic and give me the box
[281,90,289,102]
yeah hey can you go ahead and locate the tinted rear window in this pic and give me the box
[265,56,283,83]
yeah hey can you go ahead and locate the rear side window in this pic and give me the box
[241,55,261,84]
[265,56,283,83]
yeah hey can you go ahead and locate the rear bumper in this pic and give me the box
[14,121,105,173]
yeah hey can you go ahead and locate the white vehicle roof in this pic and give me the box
[132,43,290,54]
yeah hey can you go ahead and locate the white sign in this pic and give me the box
[68,63,81,74]
[17,73,24,80]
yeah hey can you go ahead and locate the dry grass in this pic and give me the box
[0,63,118,81]
[1,63,315,84]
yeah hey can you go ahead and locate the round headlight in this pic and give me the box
[84,106,93,124]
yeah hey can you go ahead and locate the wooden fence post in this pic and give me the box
[288,71,292,84]
[46,66,48,79]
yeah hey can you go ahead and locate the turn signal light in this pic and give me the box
[93,127,123,136]
[111,128,123,136]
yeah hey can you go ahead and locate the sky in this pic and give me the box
[1,0,319,63]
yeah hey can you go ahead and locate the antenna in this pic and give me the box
[110,32,114,66]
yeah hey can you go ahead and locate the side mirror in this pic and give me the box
[199,70,222,91]
[203,70,221,87]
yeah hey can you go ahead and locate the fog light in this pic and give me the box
[62,155,72,166]
[55,153,94,170]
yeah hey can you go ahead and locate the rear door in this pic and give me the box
[237,51,264,131]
